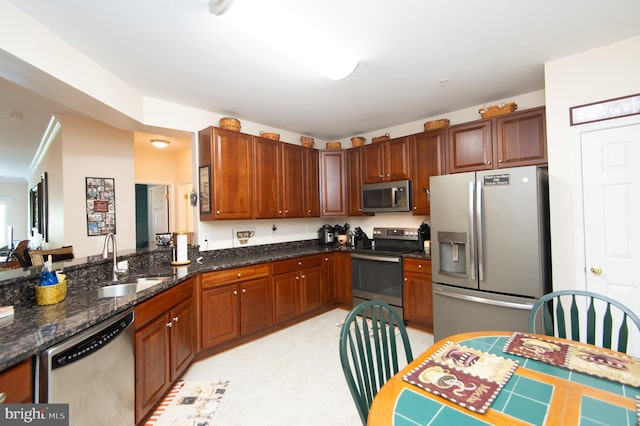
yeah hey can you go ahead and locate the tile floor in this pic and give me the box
[182,308,434,425]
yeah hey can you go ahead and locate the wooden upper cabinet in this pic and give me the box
[447,120,493,173]
[304,148,320,217]
[362,137,411,183]
[198,127,255,220]
[254,138,306,219]
[319,150,347,216]
[280,143,306,217]
[447,107,548,174]
[495,106,547,168]
[254,137,281,218]
[346,147,371,216]
[411,130,446,215]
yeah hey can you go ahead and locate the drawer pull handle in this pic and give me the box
[0,392,6,403]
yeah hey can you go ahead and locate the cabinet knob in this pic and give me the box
[0,392,5,403]
[173,316,179,322]
[167,322,173,328]
[301,274,306,279]
[379,174,384,178]
[404,278,407,282]
[237,273,242,278]
[418,264,422,269]
[487,161,491,165]
[278,210,282,214]
[298,261,302,266]
[233,290,238,295]
[242,288,246,293]
[308,210,312,214]
[285,209,289,214]
[324,257,328,261]
[296,276,300,280]
[216,210,221,215]
[498,159,503,163]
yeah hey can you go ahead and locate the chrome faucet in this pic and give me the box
[102,232,122,281]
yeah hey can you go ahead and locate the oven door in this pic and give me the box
[351,253,403,310]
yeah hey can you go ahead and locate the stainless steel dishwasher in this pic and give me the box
[39,308,135,426]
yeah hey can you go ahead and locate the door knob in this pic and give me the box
[590,266,602,276]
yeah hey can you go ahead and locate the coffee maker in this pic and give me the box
[318,225,335,245]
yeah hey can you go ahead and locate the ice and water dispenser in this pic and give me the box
[437,231,468,277]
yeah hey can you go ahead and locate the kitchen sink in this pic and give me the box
[97,276,171,298]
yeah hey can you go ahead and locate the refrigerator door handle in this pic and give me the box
[433,287,535,311]
[476,180,484,282]
[468,181,476,280]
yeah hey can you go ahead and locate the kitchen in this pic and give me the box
[1,1,640,424]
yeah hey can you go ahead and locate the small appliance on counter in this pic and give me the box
[353,227,372,249]
[318,224,335,245]
[418,221,431,254]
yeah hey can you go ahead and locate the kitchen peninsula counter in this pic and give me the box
[0,241,345,371]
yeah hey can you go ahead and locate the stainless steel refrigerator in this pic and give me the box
[430,165,551,341]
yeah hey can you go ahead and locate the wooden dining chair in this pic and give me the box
[339,301,413,425]
[529,289,640,353]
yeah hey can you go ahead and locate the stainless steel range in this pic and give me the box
[351,227,420,318]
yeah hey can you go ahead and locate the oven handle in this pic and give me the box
[351,253,401,263]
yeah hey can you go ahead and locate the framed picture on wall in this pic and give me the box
[86,177,116,236]
[199,166,211,214]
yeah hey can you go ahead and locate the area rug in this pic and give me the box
[144,379,230,426]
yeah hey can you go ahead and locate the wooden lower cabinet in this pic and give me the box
[403,258,433,332]
[0,358,33,403]
[272,255,323,323]
[322,254,336,303]
[200,263,272,349]
[135,279,195,424]
[334,251,352,305]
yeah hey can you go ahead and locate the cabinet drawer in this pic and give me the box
[403,258,431,274]
[272,255,322,275]
[136,279,194,329]
[0,358,33,403]
[201,263,270,288]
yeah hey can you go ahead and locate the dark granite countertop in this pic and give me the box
[0,241,429,371]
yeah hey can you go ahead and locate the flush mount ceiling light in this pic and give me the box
[210,1,358,80]
[150,139,170,149]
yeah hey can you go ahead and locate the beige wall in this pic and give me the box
[59,115,136,258]
[545,35,640,291]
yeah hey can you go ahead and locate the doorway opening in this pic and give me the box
[135,184,169,248]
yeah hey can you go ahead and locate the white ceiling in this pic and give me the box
[2,0,640,180]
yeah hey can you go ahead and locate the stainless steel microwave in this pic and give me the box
[361,180,412,213]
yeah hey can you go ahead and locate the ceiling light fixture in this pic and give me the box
[210,1,358,80]
[150,139,170,149]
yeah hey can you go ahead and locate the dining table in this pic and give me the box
[368,331,640,425]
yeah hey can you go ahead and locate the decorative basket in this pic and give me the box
[260,131,280,141]
[479,103,518,118]
[35,278,67,306]
[424,119,450,131]
[219,117,241,131]
[326,141,342,149]
[351,136,366,147]
[372,133,391,143]
[300,136,315,148]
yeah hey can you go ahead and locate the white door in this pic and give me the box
[149,185,169,239]
[580,121,640,356]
